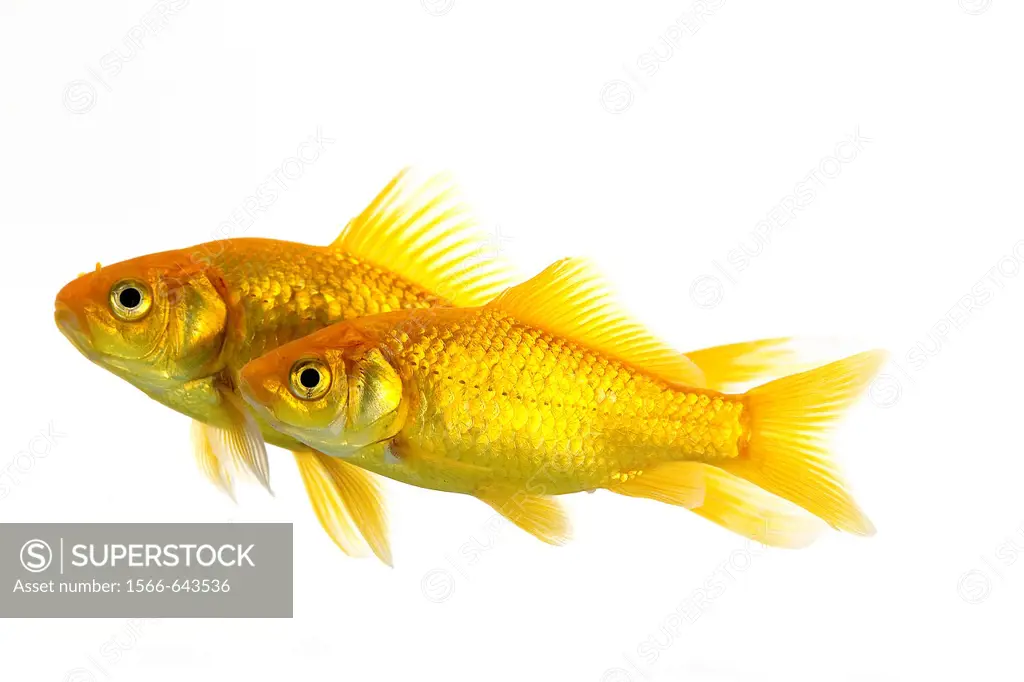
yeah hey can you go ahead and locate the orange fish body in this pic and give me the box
[241,259,884,548]
[55,170,515,563]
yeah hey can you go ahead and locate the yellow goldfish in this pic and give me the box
[53,169,518,564]
[239,258,885,548]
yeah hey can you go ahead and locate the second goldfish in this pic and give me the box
[240,258,884,548]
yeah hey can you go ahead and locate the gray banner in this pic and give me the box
[0,523,292,617]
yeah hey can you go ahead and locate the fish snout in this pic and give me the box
[54,298,92,352]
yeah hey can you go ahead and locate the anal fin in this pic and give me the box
[608,462,824,549]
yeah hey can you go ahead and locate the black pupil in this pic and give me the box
[299,368,321,389]
[119,287,142,309]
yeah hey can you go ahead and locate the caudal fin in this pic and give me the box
[723,350,887,536]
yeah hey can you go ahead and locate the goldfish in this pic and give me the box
[239,258,885,548]
[53,169,519,564]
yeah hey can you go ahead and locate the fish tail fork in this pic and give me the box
[724,350,888,536]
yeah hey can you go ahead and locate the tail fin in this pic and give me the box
[723,350,887,535]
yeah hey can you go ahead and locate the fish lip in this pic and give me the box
[54,301,95,359]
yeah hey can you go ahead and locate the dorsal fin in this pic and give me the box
[333,168,517,307]
[486,258,705,387]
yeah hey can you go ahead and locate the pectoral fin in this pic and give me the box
[203,387,272,493]
[294,450,392,566]
[476,487,571,546]
[190,385,271,496]
[191,420,235,500]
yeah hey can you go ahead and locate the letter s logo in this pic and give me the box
[20,539,52,573]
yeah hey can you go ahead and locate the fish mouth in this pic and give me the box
[54,301,95,359]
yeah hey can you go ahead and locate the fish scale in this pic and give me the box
[383,307,747,494]
[212,241,441,383]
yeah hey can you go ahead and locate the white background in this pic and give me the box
[1,1,1022,680]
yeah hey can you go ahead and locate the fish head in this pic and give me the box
[239,326,405,454]
[54,250,229,392]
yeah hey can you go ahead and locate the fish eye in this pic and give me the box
[289,359,332,400]
[109,280,152,321]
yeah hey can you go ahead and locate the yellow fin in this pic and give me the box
[334,168,517,307]
[294,451,392,566]
[190,420,235,500]
[611,462,823,548]
[204,387,272,493]
[724,350,887,536]
[486,258,705,387]
[684,337,818,393]
[294,451,370,559]
[476,488,571,546]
